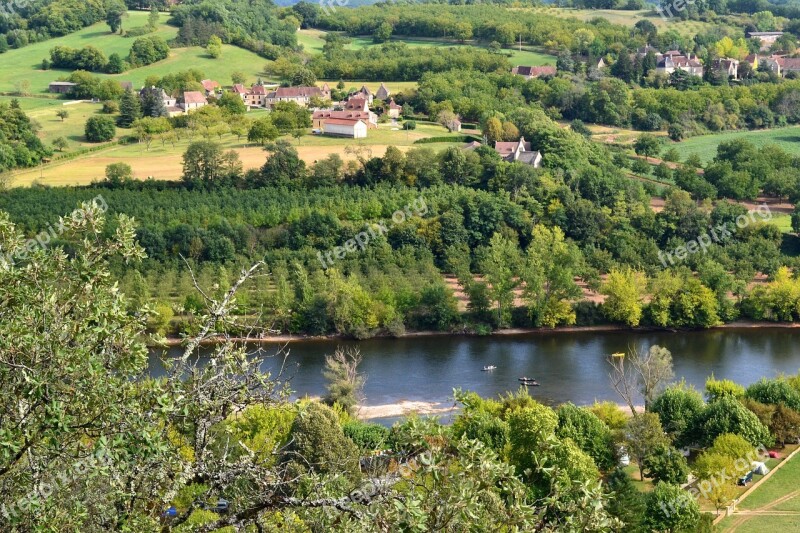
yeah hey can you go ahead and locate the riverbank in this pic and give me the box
[151,320,800,348]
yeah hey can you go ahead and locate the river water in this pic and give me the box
[151,328,800,414]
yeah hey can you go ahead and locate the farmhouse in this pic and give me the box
[312,110,375,130]
[200,79,220,95]
[495,137,542,167]
[386,98,402,119]
[48,81,77,94]
[265,86,330,107]
[711,58,739,79]
[244,84,268,107]
[779,57,800,76]
[345,97,369,112]
[511,65,557,79]
[349,85,373,105]
[656,52,704,76]
[321,118,368,138]
[181,91,207,111]
[232,84,247,99]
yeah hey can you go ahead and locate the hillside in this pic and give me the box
[0,11,269,94]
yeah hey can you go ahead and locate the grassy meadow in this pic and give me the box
[0,12,270,94]
[676,126,800,163]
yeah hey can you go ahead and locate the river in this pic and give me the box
[151,328,800,420]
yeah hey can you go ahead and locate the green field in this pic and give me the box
[675,127,800,163]
[0,11,270,94]
[298,29,556,68]
[717,449,800,532]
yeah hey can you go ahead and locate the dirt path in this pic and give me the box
[726,490,800,531]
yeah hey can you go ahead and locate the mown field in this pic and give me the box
[5,122,464,187]
[676,126,800,162]
[0,12,271,94]
[297,29,557,68]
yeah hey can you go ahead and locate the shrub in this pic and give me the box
[343,420,390,450]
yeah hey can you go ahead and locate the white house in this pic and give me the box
[495,137,542,167]
[322,118,368,138]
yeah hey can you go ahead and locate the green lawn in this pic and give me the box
[297,29,327,54]
[675,127,800,163]
[738,449,800,510]
[0,11,270,94]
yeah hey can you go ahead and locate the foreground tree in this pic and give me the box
[322,347,365,415]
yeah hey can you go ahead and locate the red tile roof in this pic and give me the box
[201,79,220,92]
[183,91,207,104]
[233,84,246,94]
[513,65,557,77]
[273,86,323,98]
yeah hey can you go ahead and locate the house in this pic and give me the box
[244,84,268,107]
[265,86,327,107]
[494,137,542,167]
[48,81,77,94]
[747,31,784,50]
[761,56,782,75]
[139,86,177,108]
[511,65,558,79]
[312,110,375,130]
[349,85,373,105]
[656,53,704,76]
[200,79,220,95]
[636,44,661,57]
[779,57,800,76]
[182,91,208,111]
[376,82,390,100]
[232,84,247,99]
[345,97,369,112]
[744,54,759,70]
[712,58,739,79]
[386,98,402,119]
[321,118,368,138]
[449,118,462,132]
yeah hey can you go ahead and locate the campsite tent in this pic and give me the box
[751,461,769,475]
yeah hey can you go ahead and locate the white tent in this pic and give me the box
[751,461,769,475]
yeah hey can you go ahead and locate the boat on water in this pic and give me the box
[482,365,497,371]
[518,377,540,386]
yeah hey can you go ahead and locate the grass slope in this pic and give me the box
[0,11,270,94]
[676,126,800,163]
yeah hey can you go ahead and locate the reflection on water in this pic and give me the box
[150,329,800,408]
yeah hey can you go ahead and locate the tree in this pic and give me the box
[217,91,247,115]
[644,482,701,533]
[605,468,647,532]
[51,136,68,152]
[147,4,159,30]
[556,403,616,470]
[770,404,800,446]
[106,0,126,34]
[373,22,392,43]
[322,347,365,415]
[84,115,116,142]
[55,109,69,122]
[139,86,167,118]
[481,233,521,327]
[105,162,133,185]
[625,412,669,481]
[601,267,646,326]
[642,444,689,485]
[117,88,142,127]
[611,51,634,82]
[520,225,582,328]
[231,71,246,85]
[484,117,503,144]
[650,384,705,446]
[181,140,241,184]
[106,52,125,74]
[207,34,222,59]
[694,395,774,447]
[253,140,306,187]
[634,133,662,158]
[248,117,280,145]
[609,345,674,415]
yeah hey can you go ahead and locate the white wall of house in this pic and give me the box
[324,121,367,138]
